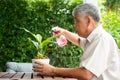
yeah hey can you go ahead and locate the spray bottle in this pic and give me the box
[52,27,67,47]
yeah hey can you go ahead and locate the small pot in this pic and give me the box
[32,58,50,65]
[32,58,50,73]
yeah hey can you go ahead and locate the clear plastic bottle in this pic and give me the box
[52,28,67,47]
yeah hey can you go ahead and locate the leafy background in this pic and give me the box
[0,0,83,71]
[0,0,120,71]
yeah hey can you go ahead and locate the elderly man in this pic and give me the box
[33,3,120,80]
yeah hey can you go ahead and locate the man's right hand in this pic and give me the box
[51,26,66,35]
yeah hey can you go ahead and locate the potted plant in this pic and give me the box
[23,28,56,64]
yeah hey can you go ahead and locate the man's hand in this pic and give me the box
[33,61,94,80]
[51,26,66,35]
[33,61,55,76]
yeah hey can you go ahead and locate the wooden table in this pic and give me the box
[0,72,78,80]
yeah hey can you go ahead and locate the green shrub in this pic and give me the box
[103,0,120,14]
[0,0,82,71]
[101,11,120,48]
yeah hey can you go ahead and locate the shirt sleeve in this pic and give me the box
[80,38,112,77]
[79,37,87,50]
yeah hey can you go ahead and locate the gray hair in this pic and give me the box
[72,3,100,22]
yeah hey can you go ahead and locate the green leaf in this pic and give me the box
[35,34,42,44]
[41,36,56,48]
[22,28,36,39]
[28,38,39,50]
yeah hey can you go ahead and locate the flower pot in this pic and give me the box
[32,58,50,65]
[32,58,50,73]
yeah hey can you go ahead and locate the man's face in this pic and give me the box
[74,14,88,37]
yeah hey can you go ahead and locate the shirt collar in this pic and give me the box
[87,25,104,42]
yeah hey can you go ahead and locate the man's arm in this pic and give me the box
[33,61,94,80]
[52,27,80,46]
[63,29,80,46]
[53,67,94,80]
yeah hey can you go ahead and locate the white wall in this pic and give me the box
[83,0,100,14]
[83,0,98,7]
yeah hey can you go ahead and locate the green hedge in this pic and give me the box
[101,9,120,48]
[0,0,83,71]
[103,0,120,14]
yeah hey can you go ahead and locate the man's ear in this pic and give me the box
[88,16,92,23]
[85,16,91,27]
[87,16,93,28]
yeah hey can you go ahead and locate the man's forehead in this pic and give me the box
[74,13,80,18]
[74,13,84,20]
